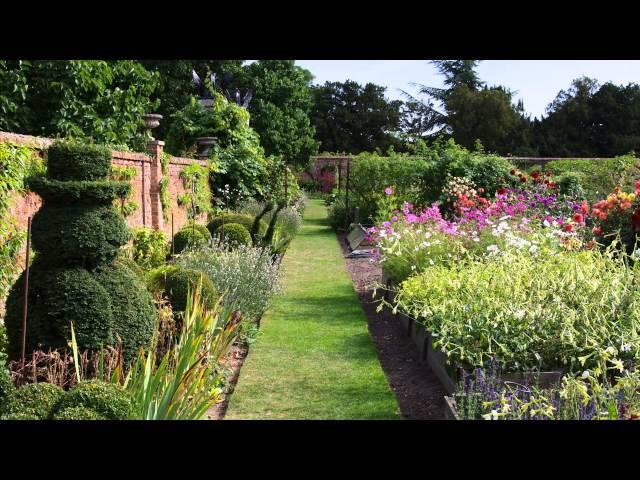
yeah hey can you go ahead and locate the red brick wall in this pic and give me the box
[1,132,209,243]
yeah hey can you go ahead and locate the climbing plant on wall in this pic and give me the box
[109,165,138,218]
[0,142,44,302]
[178,162,212,220]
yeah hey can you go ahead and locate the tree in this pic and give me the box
[0,60,159,149]
[311,80,403,154]
[236,60,318,169]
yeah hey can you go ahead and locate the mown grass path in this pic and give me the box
[225,199,399,419]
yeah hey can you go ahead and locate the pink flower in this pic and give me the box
[384,187,394,196]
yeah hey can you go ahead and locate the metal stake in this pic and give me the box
[21,216,32,368]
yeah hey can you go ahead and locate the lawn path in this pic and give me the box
[224,199,400,419]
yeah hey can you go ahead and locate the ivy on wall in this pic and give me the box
[159,152,171,222]
[0,142,45,302]
[178,162,212,220]
[109,165,138,218]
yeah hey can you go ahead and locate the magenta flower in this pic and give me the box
[384,187,394,196]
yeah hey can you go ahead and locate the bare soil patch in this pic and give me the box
[338,233,446,420]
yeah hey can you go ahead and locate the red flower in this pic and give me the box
[592,226,602,236]
[510,169,517,176]
[580,200,589,215]
[520,176,527,183]
[478,188,485,193]
[546,171,552,177]
[564,223,574,232]
[497,187,507,196]
[573,213,584,225]
[531,171,540,179]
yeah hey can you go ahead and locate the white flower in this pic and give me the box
[543,219,550,227]
[529,245,538,254]
[486,244,499,254]
[581,370,590,379]
[429,259,434,265]
[622,343,632,352]
[411,265,416,271]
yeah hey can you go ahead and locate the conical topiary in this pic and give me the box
[4,140,156,362]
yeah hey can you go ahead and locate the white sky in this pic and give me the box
[294,60,640,120]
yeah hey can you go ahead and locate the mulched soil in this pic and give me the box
[339,233,446,420]
[207,343,248,420]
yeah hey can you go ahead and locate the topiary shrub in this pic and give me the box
[207,213,267,237]
[46,141,112,182]
[148,265,218,313]
[183,221,212,240]
[4,140,155,363]
[557,172,586,198]
[0,382,65,420]
[214,223,251,247]
[53,406,107,420]
[172,228,208,254]
[54,380,134,420]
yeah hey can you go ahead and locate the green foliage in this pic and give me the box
[215,223,251,247]
[28,177,131,204]
[0,362,14,408]
[129,227,168,269]
[556,172,586,198]
[241,60,319,168]
[547,155,639,200]
[165,95,273,201]
[0,382,64,420]
[109,165,138,218]
[394,248,640,372]
[207,213,267,237]
[5,140,155,362]
[178,162,212,219]
[47,140,113,181]
[0,142,43,302]
[148,265,218,313]
[53,406,106,420]
[0,60,159,150]
[121,282,240,420]
[327,196,354,231]
[311,80,403,154]
[350,153,431,220]
[30,204,130,268]
[55,380,134,420]
[263,158,302,204]
[172,227,208,254]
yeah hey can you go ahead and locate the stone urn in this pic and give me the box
[143,113,163,140]
[196,137,218,160]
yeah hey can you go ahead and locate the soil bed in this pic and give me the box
[338,233,446,420]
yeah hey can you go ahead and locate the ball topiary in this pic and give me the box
[30,204,130,268]
[152,265,218,313]
[0,382,65,420]
[172,227,208,254]
[46,141,112,182]
[93,263,156,361]
[183,221,212,241]
[4,265,115,358]
[54,380,134,420]
[207,213,267,237]
[53,406,107,420]
[214,223,252,247]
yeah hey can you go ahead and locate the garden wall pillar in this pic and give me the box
[147,140,165,231]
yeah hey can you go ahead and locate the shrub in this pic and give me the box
[5,140,155,361]
[394,248,640,373]
[172,227,208,254]
[557,172,586,198]
[215,223,251,247]
[327,197,354,230]
[183,221,211,240]
[30,204,130,268]
[0,382,64,420]
[148,265,218,313]
[207,213,267,237]
[53,406,106,420]
[54,380,134,420]
[129,227,169,270]
[46,141,112,182]
[177,243,280,323]
[547,155,640,200]
[0,363,14,408]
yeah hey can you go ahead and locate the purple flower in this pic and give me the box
[384,187,394,196]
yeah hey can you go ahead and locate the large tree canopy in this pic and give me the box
[311,80,403,154]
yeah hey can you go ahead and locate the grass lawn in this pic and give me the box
[225,198,400,419]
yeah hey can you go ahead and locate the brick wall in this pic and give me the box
[1,131,209,240]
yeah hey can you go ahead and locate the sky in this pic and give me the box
[295,60,640,120]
